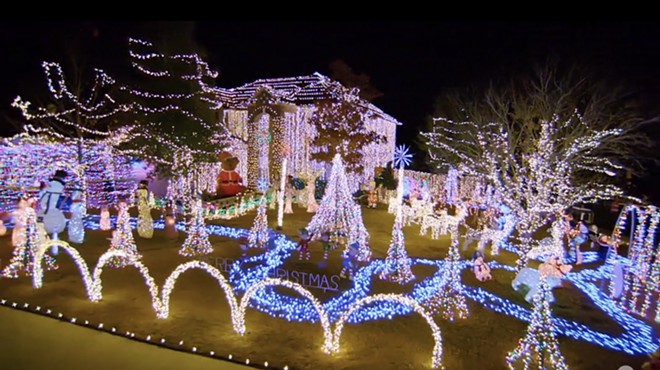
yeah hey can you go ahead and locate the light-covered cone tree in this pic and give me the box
[107,202,141,268]
[179,199,213,257]
[379,213,415,284]
[423,233,468,321]
[2,205,57,278]
[506,276,569,370]
[306,153,370,261]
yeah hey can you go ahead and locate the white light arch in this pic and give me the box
[237,278,333,353]
[90,250,161,315]
[329,294,444,369]
[32,239,94,299]
[159,260,239,325]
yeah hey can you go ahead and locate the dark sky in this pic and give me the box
[1,21,659,190]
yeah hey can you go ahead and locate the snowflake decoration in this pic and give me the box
[256,177,270,192]
[393,144,413,168]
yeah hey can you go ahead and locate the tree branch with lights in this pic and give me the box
[422,64,652,270]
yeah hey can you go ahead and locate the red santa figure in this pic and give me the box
[215,151,245,198]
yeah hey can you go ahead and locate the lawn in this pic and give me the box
[0,203,654,370]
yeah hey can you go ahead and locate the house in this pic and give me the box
[216,72,400,189]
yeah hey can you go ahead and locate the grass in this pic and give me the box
[0,203,654,370]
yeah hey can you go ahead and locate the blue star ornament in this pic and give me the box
[256,177,270,193]
[393,144,413,168]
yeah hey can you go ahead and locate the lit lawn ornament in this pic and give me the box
[135,180,154,239]
[297,228,312,261]
[37,169,69,249]
[66,183,85,244]
[215,152,245,198]
[340,242,360,280]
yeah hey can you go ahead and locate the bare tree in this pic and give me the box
[422,63,653,269]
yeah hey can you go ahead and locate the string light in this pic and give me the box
[236,278,333,353]
[423,111,627,270]
[23,215,659,363]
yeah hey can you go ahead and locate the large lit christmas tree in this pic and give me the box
[424,236,468,321]
[179,199,213,257]
[107,202,141,267]
[506,277,569,370]
[380,145,415,283]
[306,153,370,261]
[249,195,269,249]
[2,205,57,278]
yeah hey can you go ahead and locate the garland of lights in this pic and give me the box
[0,133,134,212]
[613,205,659,316]
[329,294,444,369]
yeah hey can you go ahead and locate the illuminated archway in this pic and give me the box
[90,250,161,315]
[238,278,333,353]
[32,239,94,299]
[330,294,444,369]
[159,261,239,325]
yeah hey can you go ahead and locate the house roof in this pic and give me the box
[216,72,401,125]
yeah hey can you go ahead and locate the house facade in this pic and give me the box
[216,72,400,189]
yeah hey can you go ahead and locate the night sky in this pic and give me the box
[1,21,658,191]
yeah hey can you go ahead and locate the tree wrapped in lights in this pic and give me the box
[248,195,269,249]
[422,64,651,270]
[106,202,141,268]
[309,86,386,176]
[380,145,415,283]
[506,277,569,370]
[306,154,371,261]
[423,237,468,321]
[12,61,128,141]
[11,58,130,216]
[179,199,213,257]
[2,206,57,278]
[119,35,229,202]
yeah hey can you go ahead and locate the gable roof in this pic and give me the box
[216,72,401,125]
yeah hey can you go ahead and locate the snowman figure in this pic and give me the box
[38,170,69,254]
[67,183,85,244]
